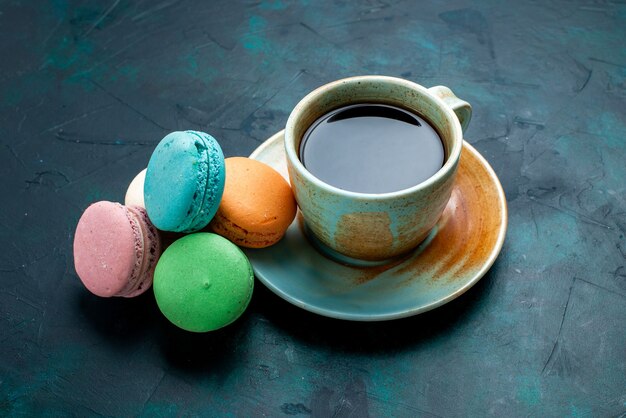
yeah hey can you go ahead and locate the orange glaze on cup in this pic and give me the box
[210,157,297,248]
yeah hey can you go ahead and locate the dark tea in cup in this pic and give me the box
[298,103,445,194]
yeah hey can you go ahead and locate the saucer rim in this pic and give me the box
[248,130,508,321]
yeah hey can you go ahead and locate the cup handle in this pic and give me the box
[428,86,472,133]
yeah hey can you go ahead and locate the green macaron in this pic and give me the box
[153,233,254,332]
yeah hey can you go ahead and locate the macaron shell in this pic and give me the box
[153,233,254,332]
[144,131,206,232]
[144,131,225,233]
[73,201,142,297]
[210,157,297,248]
[124,168,146,209]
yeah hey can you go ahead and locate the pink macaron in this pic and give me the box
[73,201,161,297]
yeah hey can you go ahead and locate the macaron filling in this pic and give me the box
[116,205,146,297]
[181,131,224,232]
[131,207,160,281]
[198,132,226,227]
[121,206,160,297]
[178,134,209,232]
[211,211,281,248]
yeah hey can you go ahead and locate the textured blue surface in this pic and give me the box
[1,0,625,416]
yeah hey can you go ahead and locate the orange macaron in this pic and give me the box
[210,157,297,248]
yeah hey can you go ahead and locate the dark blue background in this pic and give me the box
[1,0,625,416]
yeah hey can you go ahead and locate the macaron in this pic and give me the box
[124,168,146,208]
[73,201,161,297]
[144,131,225,233]
[210,157,297,248]
[153,233,254,332]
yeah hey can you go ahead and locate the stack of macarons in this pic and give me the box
[73,130,297,332]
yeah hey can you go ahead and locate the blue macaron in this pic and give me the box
[144,131,226,233]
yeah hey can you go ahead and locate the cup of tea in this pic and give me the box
[284,75,471,265]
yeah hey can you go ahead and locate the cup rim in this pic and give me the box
[284,75,464,199]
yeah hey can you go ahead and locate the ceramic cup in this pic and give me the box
[284,75,471,265]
